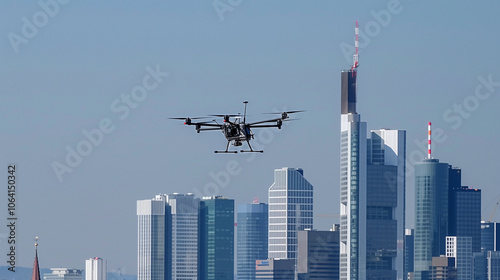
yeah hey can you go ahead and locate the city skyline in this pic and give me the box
[1,1,500,275]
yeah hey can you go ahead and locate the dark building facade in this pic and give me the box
[199,196,234,280]
[255,259,295,280]
[297,229,340,279]
[237,203,268,280]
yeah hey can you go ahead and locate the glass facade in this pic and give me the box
[414,159,450,280]
[199,196,234,280]
[137,196,171,280]
[268,167,313,261]
[297,229,340,279]
[481,221,499,252]
[449,186,481,253]
[237,203,268,280]
[446,236,473,280]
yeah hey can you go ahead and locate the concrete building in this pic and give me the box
[85,258,107,280]
[43,269,83,280]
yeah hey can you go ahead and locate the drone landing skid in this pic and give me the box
[214,150,238,154]
[240,150,263,153]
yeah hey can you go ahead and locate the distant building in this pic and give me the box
[297,228,340,279]
[446,236,472,280]
[268,167,313,261]
[166,193,200,280]
[405,229,415,279]
[430,256,457,280]
[487,251,500,280]
[237,202,268,280]
[137,195,171,280]
[482,221,500,252]
[473,251,487,280]
[199,196,234,280]
[43,269,83,280]
[448,184,481,253]
[85,257,107,280]
[366,129,406,280]
[414,158,450,280]
[255,259,295,280]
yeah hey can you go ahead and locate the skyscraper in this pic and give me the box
[268,167,313,260]
[446,236,473,280]
[137,195,172,280]
[366,129,406,280]
[414,158,450,280]
[405,229,415,279]
[449,185,481,253]
[199,196,234,280]
[85,258,107,280]
[237,202,268,280]
[165,193,200,280]
[339,67,367,280]
[481,221,500,252]
[297,228,340,279]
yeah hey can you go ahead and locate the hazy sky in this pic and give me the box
[1,0,499,275]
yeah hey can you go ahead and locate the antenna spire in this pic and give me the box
[428,122,432,159]
[352,21,359,70]
[243,101,248,123]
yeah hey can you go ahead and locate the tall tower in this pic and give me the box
[137,195,172,280]
[366,129,406,280]
[339,21,367,280]
[268,167,313,261]
[414,158,450,279]
[199,196,235,280]
[85,257,107,280]
[237,202,268,280]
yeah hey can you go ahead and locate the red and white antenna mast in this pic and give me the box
[352,21,359,70]
[428,122,432,159]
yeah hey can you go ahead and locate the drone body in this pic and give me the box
[170,101,302,153]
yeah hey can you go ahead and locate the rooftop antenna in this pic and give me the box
[352,21,359,70]
[253,196,259,204]
[428,122,432,159]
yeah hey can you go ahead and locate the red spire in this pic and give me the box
[31,238,40,280]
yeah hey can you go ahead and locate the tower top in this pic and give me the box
[352,21,359,70]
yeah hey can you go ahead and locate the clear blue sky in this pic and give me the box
[1,1,499,275]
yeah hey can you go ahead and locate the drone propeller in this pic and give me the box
[263,110,305,120]
[168,117,207,125]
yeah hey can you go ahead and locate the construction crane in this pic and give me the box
[488,200,500,222]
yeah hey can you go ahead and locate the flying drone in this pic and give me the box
[170,101,303,153]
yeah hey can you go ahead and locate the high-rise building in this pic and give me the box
[339,67,367,280]
[487,251,500,280]
[199,196,234,280]
[43,269,83,280]
[85,258,107,280]
[448,167,481,253]
[482,221,500,252]
[446,236,473,280]
[137,195,171,280]
[237,202,268,280]
[166,193,200,280]
[405,229,415,279]
[255,259,295,279]
[473,251,487,280]
[297,228,340,279]
[414,158,450,280]
[268,167,313,261]
[366,129,406,280]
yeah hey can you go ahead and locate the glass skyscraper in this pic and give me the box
[446,236,473,280]
[414,159,450,280]
[268,167,313,261]
[199,196,234,280]
[137,195,171,280]
[237,202,268,280]
[339,68,367,280]
[366,129,406,280]
[481,221,500,252]
[449,186,482,253]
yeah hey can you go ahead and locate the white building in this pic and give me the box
[446,236,473,280]
[268,167,313,261]
[43,268,83,280]
[85,258,107,280]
